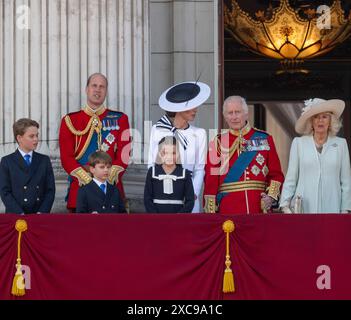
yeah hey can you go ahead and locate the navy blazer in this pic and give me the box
[0,150,56,214]
[76,181,126,213]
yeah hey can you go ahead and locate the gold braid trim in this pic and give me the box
[108,165,125,185]
[267,180,282,201]
[219,181,266,193]
[83,105,106,117]
[204,195,217,213]
[70,167,92,186]
[64,115,102,160]
[75,125,96,160]
[215,133,239,155]
[229,122,251,137]
[64,115,94,136]
[215,135,240,176]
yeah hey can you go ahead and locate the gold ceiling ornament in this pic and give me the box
[224,0,351,74]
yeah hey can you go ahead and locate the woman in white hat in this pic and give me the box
[280,98,351,213]
[147,81,211,213]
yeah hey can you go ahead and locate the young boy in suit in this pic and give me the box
[0,118,55,214]
[76,151,126,213]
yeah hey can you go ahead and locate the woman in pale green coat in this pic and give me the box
[280,98,351,213]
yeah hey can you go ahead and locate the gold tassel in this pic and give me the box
[222,220,235,293]
[11,220,28,297]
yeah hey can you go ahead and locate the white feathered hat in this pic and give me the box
[295,98,345,134]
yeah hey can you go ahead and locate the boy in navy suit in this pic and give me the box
[76,151,126,213]
[0,119,55,214]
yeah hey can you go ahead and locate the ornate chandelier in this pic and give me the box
[224,0,351,73]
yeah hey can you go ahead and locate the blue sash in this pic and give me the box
[66,111,123,202]
[216,131,268,204]
[77,111,123,165]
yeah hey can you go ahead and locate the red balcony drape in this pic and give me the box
[0,214,350,300]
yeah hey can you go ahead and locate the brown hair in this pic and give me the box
[165,111,176,118]
[13,118,39,142]
[155,136,181,165]
[88,151,112,167]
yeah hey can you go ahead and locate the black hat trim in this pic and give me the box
[166,83,201,104]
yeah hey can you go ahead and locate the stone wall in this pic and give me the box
[0,0,218,213]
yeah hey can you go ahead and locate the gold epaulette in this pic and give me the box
[267,180,282,201]
[70,167,93,186]
[204,195,217,213]
[108,165,125,185]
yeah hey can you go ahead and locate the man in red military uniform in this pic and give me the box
[203,96,284,214]
[59,73,131,211]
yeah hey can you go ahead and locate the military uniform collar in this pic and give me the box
[229,122,252,137]
[83,104,106,117]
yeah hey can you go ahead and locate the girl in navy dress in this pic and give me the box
[144,136,195,213]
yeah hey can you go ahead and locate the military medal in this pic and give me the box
[106,133,115,145]
[262,165,269,177]
[256,153,265,166]
[251,165,260,176]
[101,143,110,152]
[245,139,270,151]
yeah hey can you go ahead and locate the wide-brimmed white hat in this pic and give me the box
[158,81,211,112]
[295,98,345,134]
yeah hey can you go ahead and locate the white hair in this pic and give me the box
[223,96,249,115]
